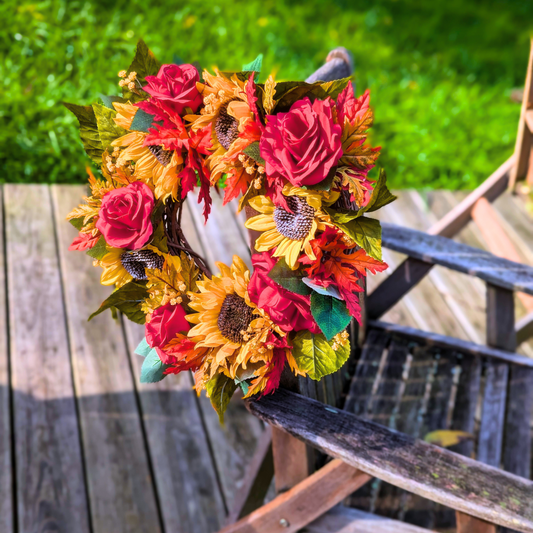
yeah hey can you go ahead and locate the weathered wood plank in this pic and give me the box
[369,320,533,367]
[124,320,227,533]
[218,459,371,533]
[52,185,162,533]
[5,184,90,533]
[450,354,482,458]
[305,505,437,533]
[427,156,513,237]
[0,188,12,533]
[504,365,533,479]
[226,427,274,524]
[509,40,533,188]
[477,361,509,467]
[344,330,390,416]
[247,389,533,533]
[381,222,533,296]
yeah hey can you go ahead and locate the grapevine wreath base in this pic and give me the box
[66,40,395,421]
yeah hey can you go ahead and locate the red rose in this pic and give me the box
[136,64,202,121]
[96,182,154,250]
[260,97,342,188]
[145,303,191,364]
[248,251,320,334]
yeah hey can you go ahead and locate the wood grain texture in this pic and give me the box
[272,427,311,494]
[304,505,437,533]
[52,185,161,533]
[368,321,533,368]
[124,320,227,533]
[226,427,274,524]
[247,389,533,533]
[510,39,533,188]
[456,512,497,533]
[4,184,90,533]
[218,459,371,533]
[427,156,512,237]
[381,221,533,295]
[0,188,12,533]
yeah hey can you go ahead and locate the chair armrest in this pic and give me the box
[382,222,533,295]
[247,389,533,533]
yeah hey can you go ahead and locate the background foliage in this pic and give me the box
[1,0,533,188]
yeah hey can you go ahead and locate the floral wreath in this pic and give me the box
[66,40,395,421]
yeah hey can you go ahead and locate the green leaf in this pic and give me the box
[206,373,238,424]
[140,348,169,383]
[89,281,148,324]
[130,108,162,133]
[92,103,128,151]
[135,337,152,357]
[292,331,350,380]
[242,54,263,73]
[85,236,108,260]
[320,77,352,99]
[99,94,127,109]
[363,169,397,213]
[267,257,312,295]
[330,216,382,261]
[69,216,84,230]
[126,39,161,88]
[62,102,104,164]
[310,292,352,340]
[243,141,266,166]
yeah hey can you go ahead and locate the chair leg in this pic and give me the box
[456,512,497,533]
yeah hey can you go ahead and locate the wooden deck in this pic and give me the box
[1,184,533,533]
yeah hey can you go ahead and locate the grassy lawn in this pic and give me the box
[1,0,532,189]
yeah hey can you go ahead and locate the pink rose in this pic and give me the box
[260,97,342,188]
[145,303,191,364]
[96,182,154,250]
[248,251,320,334]
[136,64,202,121]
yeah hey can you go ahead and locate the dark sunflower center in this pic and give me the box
[215,102,239,150]
[121,249,165,280]
[217,293,254,344]
[148,144,173,167]
[273,196,315,241]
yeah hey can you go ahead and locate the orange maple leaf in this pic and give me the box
[223,166,253,205]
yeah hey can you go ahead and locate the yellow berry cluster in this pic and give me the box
[118,70,138,91]
[237,153,266,189]
[331,330,350,351]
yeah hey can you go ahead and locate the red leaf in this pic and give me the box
[223,167,251,205]
[69,231,100,251]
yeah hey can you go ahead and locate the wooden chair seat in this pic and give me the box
[343,322,533,529]
[304,505,436,533]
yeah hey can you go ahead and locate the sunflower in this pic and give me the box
[245,185,337,268]
[99,245,166,288]
[185,70,254,182]
[186,256,295,394]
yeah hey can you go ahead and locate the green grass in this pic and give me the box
[1,0,533,188]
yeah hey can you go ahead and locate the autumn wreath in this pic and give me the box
[66,40,395,421]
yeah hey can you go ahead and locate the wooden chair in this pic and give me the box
[217,51,533,533]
